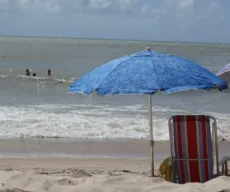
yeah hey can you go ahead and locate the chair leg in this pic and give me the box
[222,162,229,176]
[225,162,228,176]
[222,164,224,175]
[172,164,177,183]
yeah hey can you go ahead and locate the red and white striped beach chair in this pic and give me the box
[168,115,230,184]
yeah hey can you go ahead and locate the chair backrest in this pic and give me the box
[169,115,219,183]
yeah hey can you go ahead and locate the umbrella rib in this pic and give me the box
[150,58,160,92]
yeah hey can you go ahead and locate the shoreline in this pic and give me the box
[0,138,228,159]
[0,138,169,159]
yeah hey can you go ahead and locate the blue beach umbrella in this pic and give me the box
[69,49,228,176]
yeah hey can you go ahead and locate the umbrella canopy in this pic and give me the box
[69,50,228,177]
[69,51,227,94]
[216,62,230,83]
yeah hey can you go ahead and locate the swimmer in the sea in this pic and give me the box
[32,73,36,76]
[25,69,30,76]
[47,69,51,76]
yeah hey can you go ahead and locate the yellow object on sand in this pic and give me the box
[159,157,172,182]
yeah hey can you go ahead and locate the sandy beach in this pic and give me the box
[0,138,228,192]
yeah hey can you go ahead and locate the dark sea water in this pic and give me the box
[0,36,230,140]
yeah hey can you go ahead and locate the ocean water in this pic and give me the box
[0,36,230,141]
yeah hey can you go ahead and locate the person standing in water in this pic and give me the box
[25,69,30,76]
[47,69,51,76]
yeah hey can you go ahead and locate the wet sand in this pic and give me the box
[0,138,229,158]
[0,138,170,159]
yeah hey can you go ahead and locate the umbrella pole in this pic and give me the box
[148,95,154,177]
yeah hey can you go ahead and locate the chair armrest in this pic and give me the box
[219,156,230,166]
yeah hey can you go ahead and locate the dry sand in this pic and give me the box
[0,138,229,192]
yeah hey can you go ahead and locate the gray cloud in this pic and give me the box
[0,0,139,13]
[0,0,228,43]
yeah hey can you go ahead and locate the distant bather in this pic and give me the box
[25,69,30,76]
[47,69,51,76]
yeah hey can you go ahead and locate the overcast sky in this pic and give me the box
[0,0,229,43]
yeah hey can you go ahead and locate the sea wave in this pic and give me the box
[0,104,229,141]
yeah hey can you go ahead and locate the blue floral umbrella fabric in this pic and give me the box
[69,50,228,95]
[69,50,228,176]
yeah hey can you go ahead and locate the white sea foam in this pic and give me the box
[17,75,74,83]
[0,104,229,141]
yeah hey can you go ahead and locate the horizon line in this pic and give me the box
[0,34,229,45]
